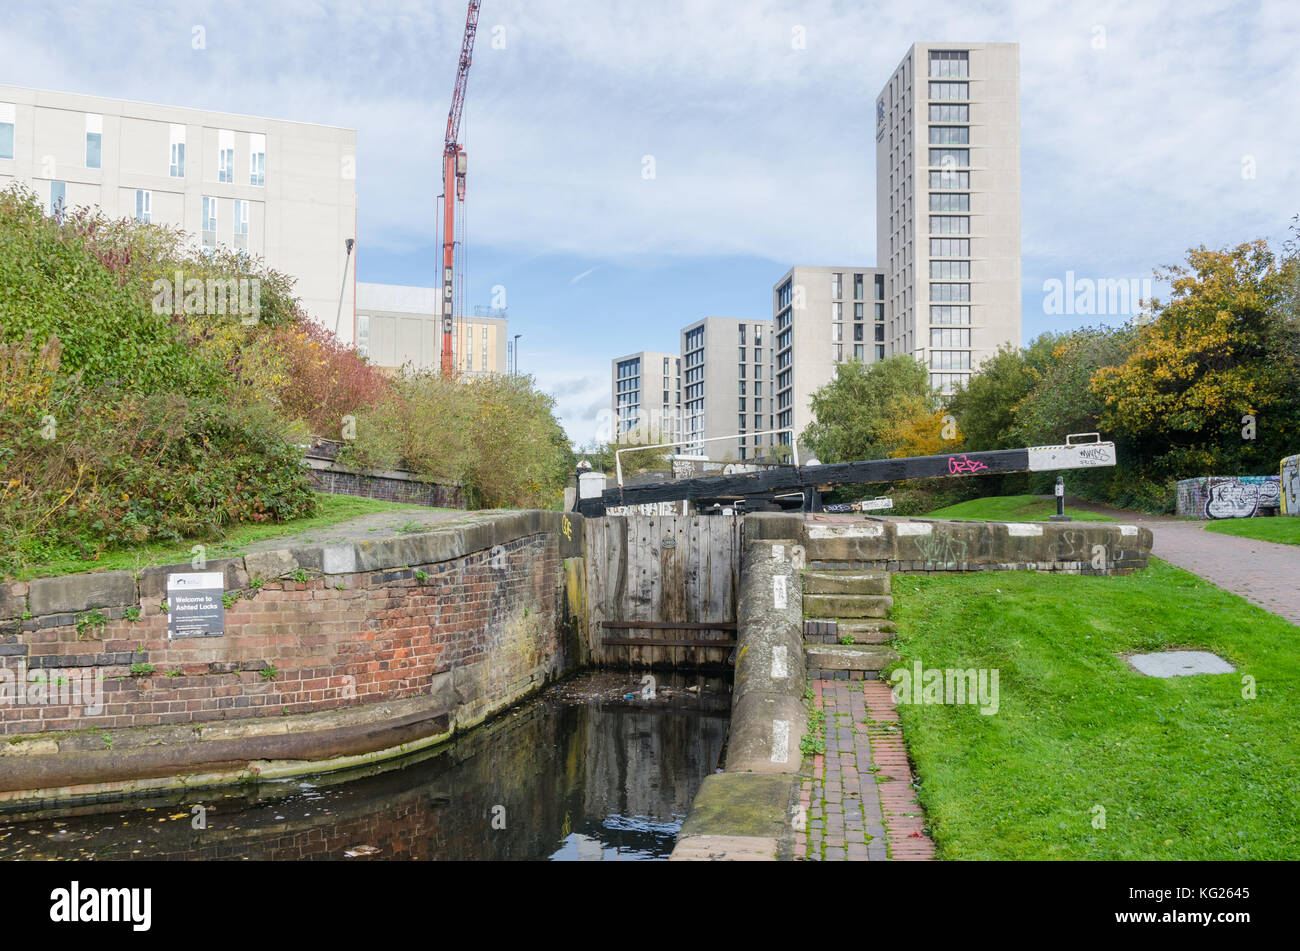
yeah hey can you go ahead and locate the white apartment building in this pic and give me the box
[611,351,681,444]
[357,282,507,376]
[681,317,776,461]
[875,43,1021,393]
[772,265,886,453]
[0,84,358,341]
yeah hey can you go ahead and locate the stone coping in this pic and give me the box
[2,510,578,622]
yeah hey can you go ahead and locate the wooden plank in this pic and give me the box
[602,638,737,648]
[602,621,737,631]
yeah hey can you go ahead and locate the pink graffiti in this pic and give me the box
[947,454,990,475]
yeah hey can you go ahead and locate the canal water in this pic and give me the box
[0,671,729,861]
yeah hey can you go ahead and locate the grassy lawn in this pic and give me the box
[9,493,439,581]
[1202,517,1300,546]
[922,493,1115,523]
[888,559,1300,859]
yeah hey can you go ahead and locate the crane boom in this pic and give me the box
[441,0,482,376]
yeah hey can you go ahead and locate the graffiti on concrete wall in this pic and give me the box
[1281,455,1300,516]
[1175,476,1282,519]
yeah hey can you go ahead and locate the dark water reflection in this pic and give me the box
[0,671,729,861]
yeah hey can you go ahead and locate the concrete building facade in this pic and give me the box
[357,282,507,376]
[875,42,1021,393]
[772,265,887,454]
[680,317,776,461]
[611,351,680,444]
[0,84,358,341]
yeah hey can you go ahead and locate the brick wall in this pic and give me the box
[0,512,586,777]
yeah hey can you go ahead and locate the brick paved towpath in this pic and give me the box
[1066,498,1300,627]
[794,680,935,861]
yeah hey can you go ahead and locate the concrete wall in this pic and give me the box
[355,281,507,375]
[0,84,357,341]
[1175,476,1282,519]
[1282,456,1300,516]
[0,511,585,804]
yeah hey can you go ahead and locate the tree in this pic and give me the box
[945,335,1061,452]
[800,356,937,462]
[1090,241,1300,473]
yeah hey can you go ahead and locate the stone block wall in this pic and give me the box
[1175,476,1281,519]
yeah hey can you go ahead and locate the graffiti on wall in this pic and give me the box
[1282,455,1300,517]
[1175,476,1282,519]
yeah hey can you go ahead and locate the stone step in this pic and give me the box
[805,644,900,676]
[802,569,891,596]
[804,593,893,619]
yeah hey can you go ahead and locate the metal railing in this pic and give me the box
[615,428,799,488]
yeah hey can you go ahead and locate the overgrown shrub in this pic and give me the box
[0,342,316,575]
[341,372,573,509]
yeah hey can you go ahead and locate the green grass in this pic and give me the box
[921,494,1115,523]
[887,559,1300,859]
[10,493,440,581]
[1202,517,1300,546]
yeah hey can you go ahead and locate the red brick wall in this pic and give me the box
[0,533,565,737]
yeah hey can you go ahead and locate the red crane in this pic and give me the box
[440,0,481,376]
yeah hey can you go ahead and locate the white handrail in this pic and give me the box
[614,428,799,489]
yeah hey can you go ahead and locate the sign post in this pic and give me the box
[167,572,226,639]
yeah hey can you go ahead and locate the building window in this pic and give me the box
[738,346,746,362]
[249,133,266,186]
[854,344,864,361]
[929,192,970,212]
[135,189,151,223]
[169,124,186,177]
[929,81,969,100]
[930,283,970,302]
[929,148,969,167]
[357,315,370,358]
[930,170,970,190]
[85,114,102,169]
[876,344,886,360]
[874,273,885,299]
[929,103,970,122]
[929,50,969,79]
[831,323,843,342]
[931,328,971,348]
[201,196,217,248]
[853,323,863,342]
[929,126,969,145]
[777,279,793,310]
[931,305,972,325]
[875,324,885,342]
[831,272,842,299]
[930,350,972,370]
[233,198,250,249]
[739,397,746,412]
[930,238,971,257]
[49,181,66,216]
[482,326,488,371]
[218,130,234,183]
[875,302,885,320]
[853,273,864,299]
[738,363,746,379]
[832,343,843,362]
[930,260,971,279]
[929,215,970,235]
[0,102,14,159]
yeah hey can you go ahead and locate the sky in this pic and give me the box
[3,0,1298,445]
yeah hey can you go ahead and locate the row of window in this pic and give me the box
[0,105,268,185]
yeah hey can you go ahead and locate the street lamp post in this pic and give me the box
[513,333,522,376]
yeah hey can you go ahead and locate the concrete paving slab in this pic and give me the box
[1127,650,1235,677]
